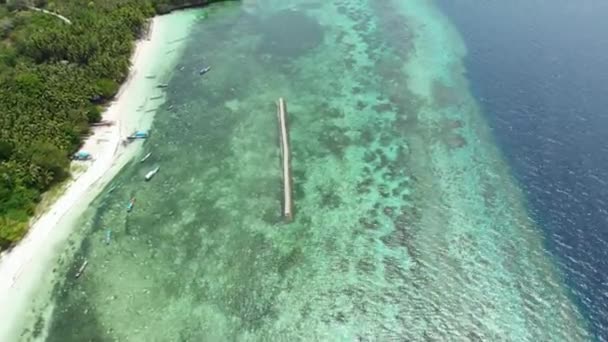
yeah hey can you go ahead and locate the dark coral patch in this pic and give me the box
[445,134,467,150]
[258,10,324,59]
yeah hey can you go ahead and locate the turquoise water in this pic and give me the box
[24,0,590,340]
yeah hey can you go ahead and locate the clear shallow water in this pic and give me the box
[24,0,591,340]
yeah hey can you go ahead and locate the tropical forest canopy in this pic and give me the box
[0,0,223,249]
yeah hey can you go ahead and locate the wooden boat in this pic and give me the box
[199,66,211,75]
[75,260,88,278]
[127,197,136,212]
[140,152,152,163]
[145,166,160,181]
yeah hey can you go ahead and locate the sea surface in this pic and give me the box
[437,1,608,340]
[17,0,607,340]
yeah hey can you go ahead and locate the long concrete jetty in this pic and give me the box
[277,98,293,221]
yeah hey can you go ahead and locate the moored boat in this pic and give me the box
[127,130,149,140]
[75,260,88,278]
[145,166,160,181]
[127,197,136,212]
[140,152,152,163]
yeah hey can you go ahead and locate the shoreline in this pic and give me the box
[0,12,197,339]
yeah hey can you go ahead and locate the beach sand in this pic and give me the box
[0,12,199,340]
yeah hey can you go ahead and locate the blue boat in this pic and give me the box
[72,151,91,160]
[127,130,149,140]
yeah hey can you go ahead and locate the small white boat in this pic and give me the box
[140,152,152,163]
[145,166,160,181]
[75,260,88,278]
[199,66,211,75]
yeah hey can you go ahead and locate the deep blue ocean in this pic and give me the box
[437,1,608,340]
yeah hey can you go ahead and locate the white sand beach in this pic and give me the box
[0,12,199,340]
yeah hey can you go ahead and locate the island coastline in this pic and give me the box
[0,12,199,340]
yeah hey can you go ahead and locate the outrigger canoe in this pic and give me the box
[127,197,136,212]
[75,260,88,278]
[140,152,152,163]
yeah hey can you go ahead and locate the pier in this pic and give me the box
[277,98,294,221]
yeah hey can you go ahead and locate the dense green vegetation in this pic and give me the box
[0,0,223,249]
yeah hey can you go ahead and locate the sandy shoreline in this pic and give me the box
[0,13,196,339]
